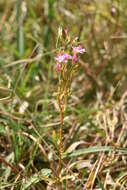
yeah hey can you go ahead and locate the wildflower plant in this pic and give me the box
[55,27,85,177]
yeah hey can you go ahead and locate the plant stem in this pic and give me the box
[58,96,64,177]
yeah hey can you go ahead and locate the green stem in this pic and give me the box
[58,96,64,177]
[17,0,24,57]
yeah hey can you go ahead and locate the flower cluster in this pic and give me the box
[55,45,85,72]
[55,53,72,71]
[55,28,86,103]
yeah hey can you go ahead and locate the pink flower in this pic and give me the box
[55,53,72,63]
[73,45,86,54]
[57,63,61,72]
[72,45,85,62]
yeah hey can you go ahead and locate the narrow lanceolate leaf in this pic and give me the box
[63,146,127,158]
[17,0,24,57]
[22,169,52,190]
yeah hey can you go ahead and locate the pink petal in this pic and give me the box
[73,53,78,62]
[73,45,85,54]
[55,53,72,63]
[57,63,61,71]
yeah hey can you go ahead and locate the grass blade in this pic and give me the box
[63,146,127,158]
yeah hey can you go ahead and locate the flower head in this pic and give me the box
[73,45,86,54]
[72,45,85,62]
[55,53,72,63]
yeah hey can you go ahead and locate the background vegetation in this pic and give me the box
[0,0,127,189]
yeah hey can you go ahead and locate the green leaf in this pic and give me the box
[22,169,52,190]
[63,146,127,158]
[17,0,24,57]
